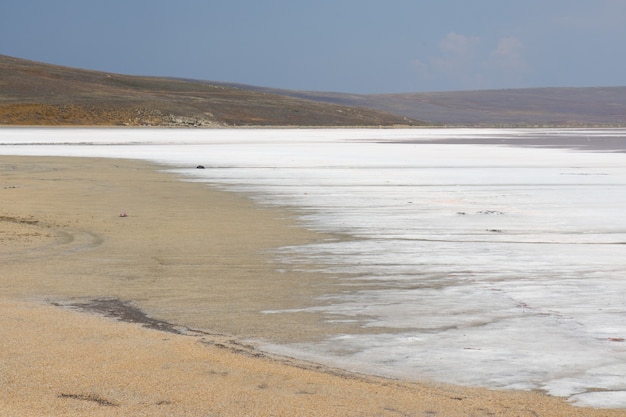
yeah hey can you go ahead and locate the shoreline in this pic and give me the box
[1,155,624,416]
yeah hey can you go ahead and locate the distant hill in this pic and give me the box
[2,54,625,127]
[226,85,626,127]
[0,55,420,127]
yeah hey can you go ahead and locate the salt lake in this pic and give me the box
[1,127,625,408]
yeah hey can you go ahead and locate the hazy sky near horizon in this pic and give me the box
[2,1,626,94]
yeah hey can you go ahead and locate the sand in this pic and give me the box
[1,155,624,416]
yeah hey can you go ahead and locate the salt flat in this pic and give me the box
[1,127,625,408]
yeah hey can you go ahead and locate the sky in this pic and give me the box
[2,0,626,94]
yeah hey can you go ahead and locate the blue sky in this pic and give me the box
[2,0,626,93]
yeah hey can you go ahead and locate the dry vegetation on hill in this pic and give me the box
[0,55,421,127]
[3,54,625,127]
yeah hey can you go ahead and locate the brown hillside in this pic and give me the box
[0,55,421,127]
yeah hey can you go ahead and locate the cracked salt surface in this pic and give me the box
[1,127,626,408]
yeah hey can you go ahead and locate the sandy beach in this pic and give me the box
[1,155,624,416]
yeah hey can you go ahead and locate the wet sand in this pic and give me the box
[1,155,624,416]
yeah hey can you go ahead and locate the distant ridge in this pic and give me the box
[226,84,626,127]
[2,54,625,127]
[0,55,421,127]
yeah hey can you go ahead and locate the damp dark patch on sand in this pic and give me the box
[66,298,183,334]
[58,393,119,407]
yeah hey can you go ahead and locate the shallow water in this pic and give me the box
[1,127,626,408]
